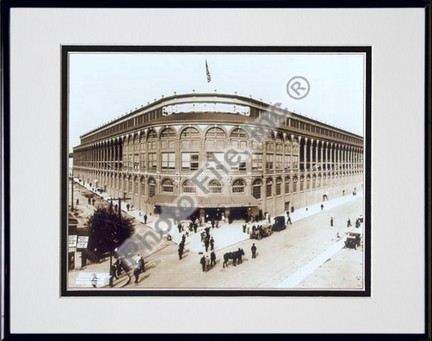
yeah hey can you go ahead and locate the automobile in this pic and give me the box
[345,232,361,249]
[272,216,287,231]
[250,223,273,240]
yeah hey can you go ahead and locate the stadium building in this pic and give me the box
[72,93,363,223]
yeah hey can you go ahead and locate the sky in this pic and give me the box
[69,52,365,151]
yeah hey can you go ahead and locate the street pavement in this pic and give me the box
[68,179,364,289]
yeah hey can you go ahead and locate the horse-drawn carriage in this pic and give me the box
[250,222,273,240]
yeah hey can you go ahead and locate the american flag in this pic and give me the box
[205,60,211,83]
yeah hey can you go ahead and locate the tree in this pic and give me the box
[87,205,135,259]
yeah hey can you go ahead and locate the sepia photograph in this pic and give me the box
[63,47,369,294]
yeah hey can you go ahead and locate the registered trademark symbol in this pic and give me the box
[287,76,310,100]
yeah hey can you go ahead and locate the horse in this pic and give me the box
[223,248,245,268]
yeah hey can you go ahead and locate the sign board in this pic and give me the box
[68,235,77,248]
[77,236,89,249]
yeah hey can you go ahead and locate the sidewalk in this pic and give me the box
[70,178,363,288]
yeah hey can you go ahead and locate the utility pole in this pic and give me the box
[70,174,74,211]
[107,195,131,287]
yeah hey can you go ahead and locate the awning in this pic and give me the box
[147,194,259,208]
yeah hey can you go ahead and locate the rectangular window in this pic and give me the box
[140,153,146,170]
[252,154,263,170]
[148,153,157,171]
[161,153,176,170]
[206,152,225,170]
[231,152,248,171]
[266,142,274,152]
[182,153,199,170]
[133,153,139,170]
[252,140,263,150]
[292,155,299,170]
[276,154,283,170]
[284,155,291,170]
[266,154,274,170]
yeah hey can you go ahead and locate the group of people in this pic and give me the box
[200,251,217,272]
[330,217,362,228]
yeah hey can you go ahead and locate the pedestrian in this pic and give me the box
[221,213,225,222]
[237,248,243,264]
[200,255,206,272]
[205,225,211,237]
[114,257,123,276]
[91,273,98,288]
[347,218,352,227]
[137,254,145,273]
[178,222,183,234]
[330,217,334,227]
[133,266,141,284]
[355,219,360,228]
[110,264,118,279]
[178,246,184,260]
[181,233,186,245]
[204,236,210,252]
[242,223,247,233]
[251,243,257,259]
[287,216,292,225]
[210,237,215,251]
[210,251,216,267]
[321,204,324,211]
[144,213,148,224]
[193,223,198,233]
[205,254,210,271]
[126,203,130,211]
[211,219,215,228]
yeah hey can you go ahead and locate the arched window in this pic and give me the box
[160,127,176,139]
[266,178,273,198]
[140,176,145,197]
[160,128,176,149]
[276,177,282,196]
[208,179,222,193]
[162,178,174,193]
[232,179,245,193]
[230,128,248,150]
[139,133,146,151]
[180,127,201,149]
[252,178,262,199]
[206,127,226,149]
[134,176,139,195]
[182,179,196,193]
[293,175,298,192]
[312,174,317,189]
[285,176,290,194]
[148,177,156,197]
[147,129,157,150]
